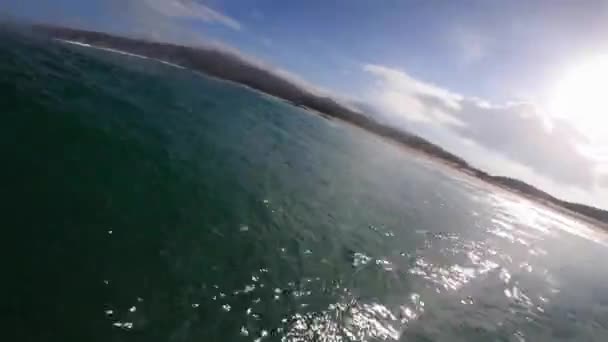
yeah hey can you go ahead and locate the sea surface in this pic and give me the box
[2,29,608,342]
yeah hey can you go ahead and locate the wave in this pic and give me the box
[54,39,186,70]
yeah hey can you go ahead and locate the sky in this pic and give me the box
[4,0,608,209]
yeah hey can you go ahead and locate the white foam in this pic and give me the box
[55,39,186,70]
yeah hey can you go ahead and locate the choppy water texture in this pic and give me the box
[2,30,608,342]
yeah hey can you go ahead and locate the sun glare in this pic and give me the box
[549,55,608,138]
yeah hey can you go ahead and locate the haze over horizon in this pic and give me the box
[4,0,608,209]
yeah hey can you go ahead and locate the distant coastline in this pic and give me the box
[18,23,608,227]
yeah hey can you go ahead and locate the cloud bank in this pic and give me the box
[142,0,241,31]
[363,63,607,207]
[364,64,464,126]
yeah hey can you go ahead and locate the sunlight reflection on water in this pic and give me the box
[278,190,587,341]
[98,180,608,341]
[101,188,607,341]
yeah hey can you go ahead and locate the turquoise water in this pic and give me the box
[2,30,608,341]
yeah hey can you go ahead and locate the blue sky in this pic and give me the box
[4,0,608,208]
[10,0,607,101]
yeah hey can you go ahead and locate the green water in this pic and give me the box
[2,29,608,341]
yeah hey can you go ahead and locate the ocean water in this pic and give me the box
[2,30,608,342]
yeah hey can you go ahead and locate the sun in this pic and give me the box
[548,55,608,138]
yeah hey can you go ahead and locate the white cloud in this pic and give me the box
[601,174,608,188]
[363,63,607,208]
[363,64,465,126]
[142,0,241,31]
